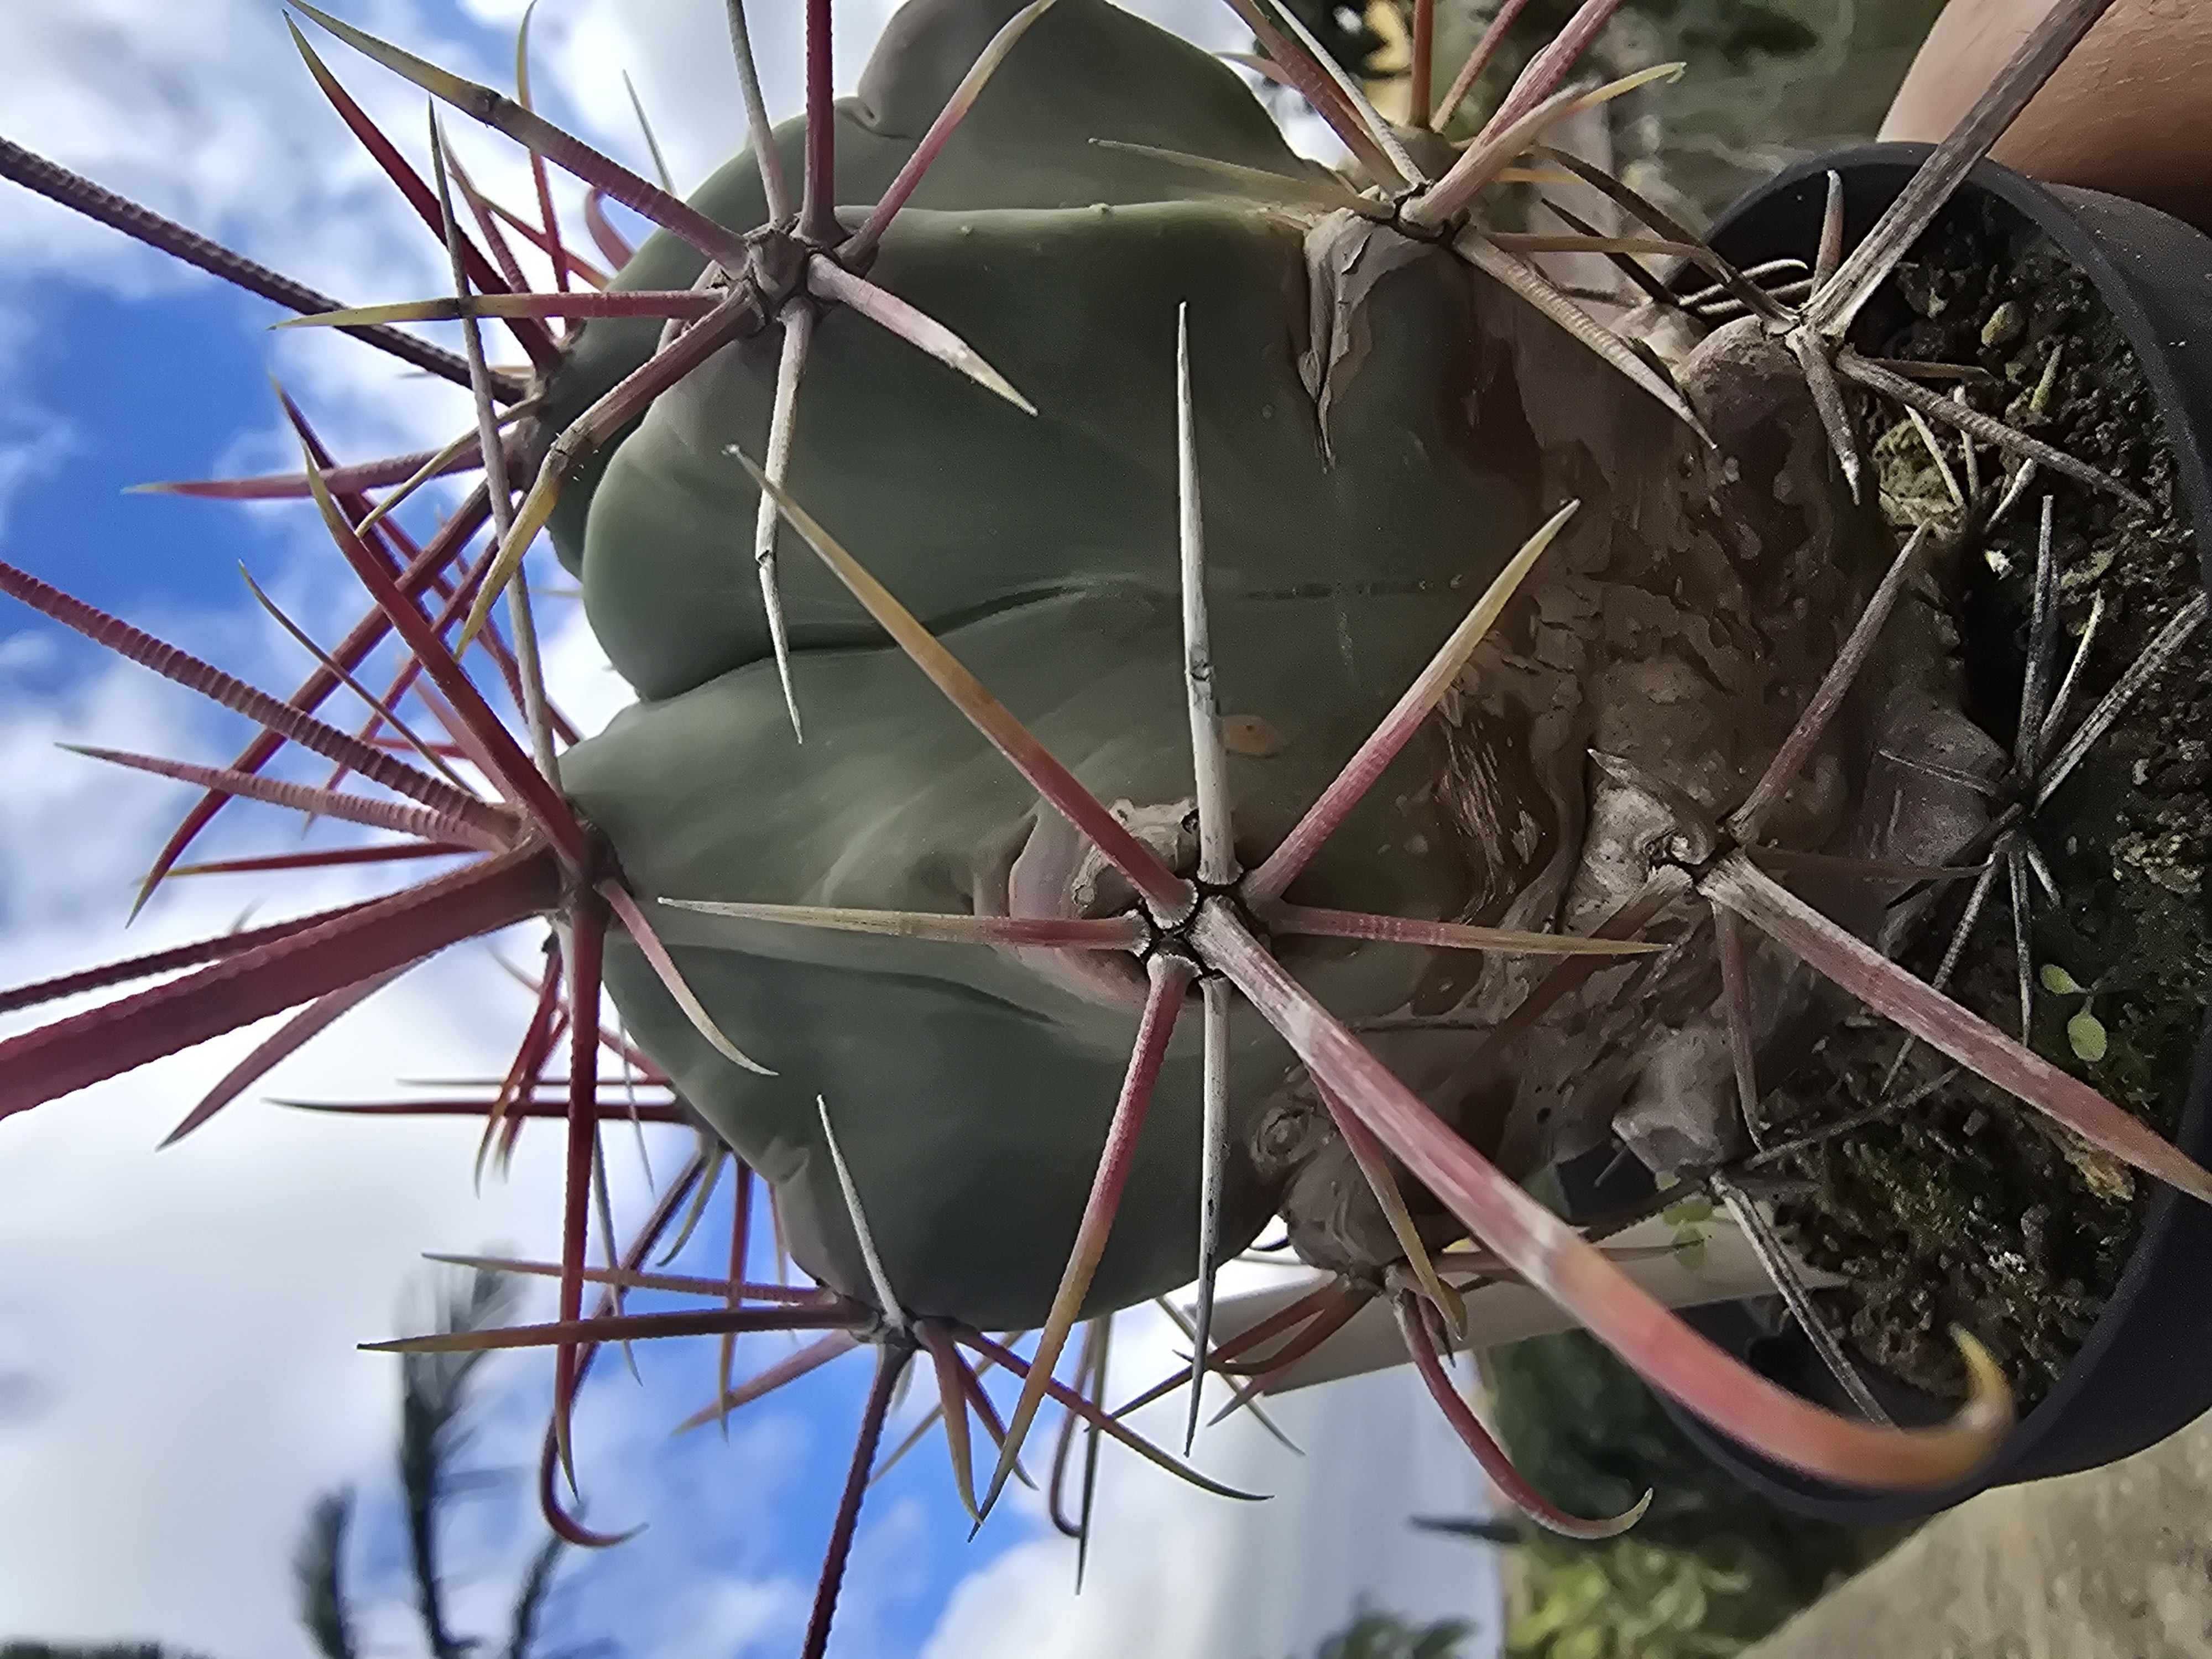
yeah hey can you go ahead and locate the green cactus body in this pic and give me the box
[539,0,1332,584]
[549,1,1546,1327]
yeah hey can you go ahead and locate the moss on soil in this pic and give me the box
[1762,194,2209,1409]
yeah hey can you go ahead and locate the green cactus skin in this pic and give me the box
[545,0,1574,1328]
[550,0,1934,1329]
[564,575,1503,1328]
[578,200,1519,702]
[537,0,1330,583]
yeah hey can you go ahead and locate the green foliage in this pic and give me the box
[293,1267,572,1659]
[293,1491,357,1659]
[1483,1331,1901,1658]
[399,1269,524,1659]
[503,1537,568,1659]
[1507,1537,1783,1659]
[1414,0,1947,220]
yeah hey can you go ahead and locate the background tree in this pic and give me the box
[295,1266,578,1659]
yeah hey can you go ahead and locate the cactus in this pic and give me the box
[0,0,2203,1650]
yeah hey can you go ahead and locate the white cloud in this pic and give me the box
[0,306,76,540]
[0,636,587,1654]
[920,1303,1500,1659]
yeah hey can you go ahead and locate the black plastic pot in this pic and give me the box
[1640,144,2212,1525]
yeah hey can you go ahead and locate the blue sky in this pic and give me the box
[0,3,1500,1656]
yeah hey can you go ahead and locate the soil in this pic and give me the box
[1757,191,2210,1409]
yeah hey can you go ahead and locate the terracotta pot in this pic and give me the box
[1881,0,2212,235]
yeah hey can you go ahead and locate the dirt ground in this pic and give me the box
[1744,1412,2212,1659]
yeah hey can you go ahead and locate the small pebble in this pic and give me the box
[1982,301,2025,350]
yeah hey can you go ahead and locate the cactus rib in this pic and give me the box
[737,454,1190,914]
[461,295,756,651]
[846,0,1065,264]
